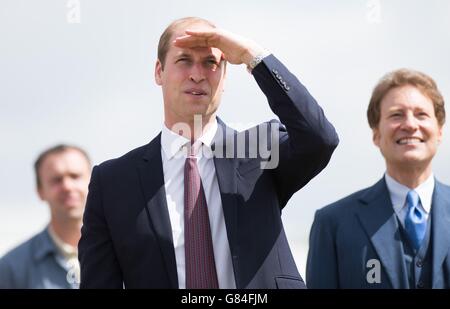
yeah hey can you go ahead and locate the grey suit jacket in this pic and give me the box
[0,228,77,289]
[306,177,450,288]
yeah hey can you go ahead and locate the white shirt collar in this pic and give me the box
[384,172,434,215]
[161,119,218,160]
[47,225,78,259]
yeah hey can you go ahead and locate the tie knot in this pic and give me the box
[406,190,420,209]
[186,141,202,157]
[405,189,427,251]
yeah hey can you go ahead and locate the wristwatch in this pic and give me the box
[247,51,270,73]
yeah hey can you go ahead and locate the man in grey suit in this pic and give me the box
[0,144,91,288]
[307,69,450,289]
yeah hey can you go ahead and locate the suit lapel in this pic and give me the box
[356,178,408,289]
[137,134,178,288]
[431,180,450,287]
[212,118,240,286]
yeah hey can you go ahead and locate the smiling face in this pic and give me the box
[373,85,443,172]
[155,22,226,130]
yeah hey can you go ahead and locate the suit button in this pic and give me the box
[272,69,278,75]
[276,74,282,80]
[417,280,425,288]
[416,260,423,268]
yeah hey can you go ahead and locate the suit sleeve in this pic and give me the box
[306,209,339,288]
[252,55,339,207]
[78,166,123,288]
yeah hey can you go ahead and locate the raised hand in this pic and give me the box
[173,28,267,67]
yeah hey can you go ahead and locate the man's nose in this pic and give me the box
[61,177,75,191]
[189,63,206,83]
[401,113,419,131]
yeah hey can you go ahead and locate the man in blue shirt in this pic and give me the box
[0,144,91,288]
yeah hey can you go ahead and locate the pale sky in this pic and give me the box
[1,0,450,278]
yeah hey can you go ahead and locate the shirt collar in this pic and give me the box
[33,227,58,261]
[47,225,78,260]
[161,119,218,160]
[384,172,434,214]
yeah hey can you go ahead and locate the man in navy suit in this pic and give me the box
[78,17,339,289]
[307,69,449,289]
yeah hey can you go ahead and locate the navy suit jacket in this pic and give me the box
[79,55,339,289]
[306,177,450,288]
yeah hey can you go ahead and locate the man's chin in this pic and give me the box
[65,211,84,221]
[393,154,430,167]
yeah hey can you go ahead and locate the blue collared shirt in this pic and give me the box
[384,173,433,228]
[0,227,78,289]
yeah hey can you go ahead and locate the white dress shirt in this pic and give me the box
[160,119,236,289]
[385,173,434,228]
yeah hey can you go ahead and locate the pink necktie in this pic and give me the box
[184,148,219,289]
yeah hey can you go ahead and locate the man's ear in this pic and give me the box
[372,127,380,147]
[37,186,46,202]
[437,125,443,145]
[155,59,163,86]
[222,60,227,77]
[220,60,227,92]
